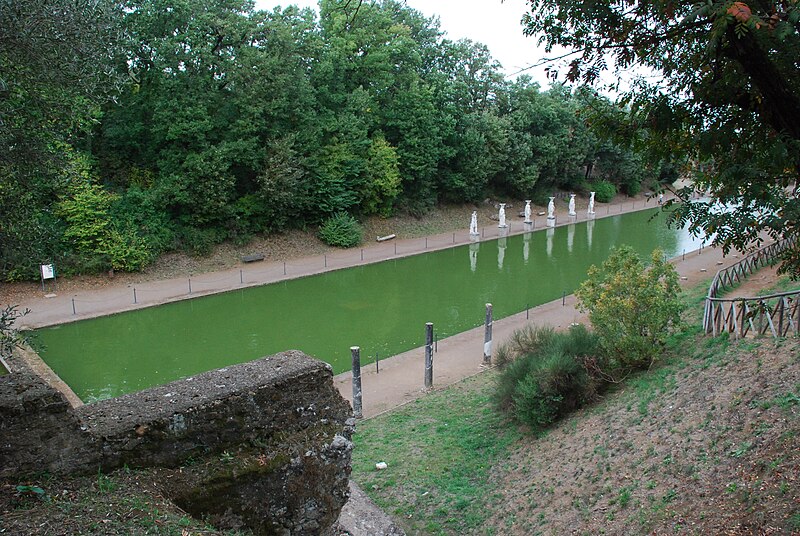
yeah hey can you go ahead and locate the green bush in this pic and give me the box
[554,323,602,358]
[496,324,599,369]
[496,325,554,369]
[111,186,174,255]
[512,352,590,430]
[57,181,155,273]
[623,179,641,197]
[575,246,685,378]
[530,190,553,209]
[106,226,152,272]
[495,324,601,431]
[591,180,616,203]
[318,212,362,248]
[178,226,226,257]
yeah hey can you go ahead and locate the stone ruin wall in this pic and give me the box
[0,349,354,535]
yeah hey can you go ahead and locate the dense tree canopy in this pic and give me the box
[0,0,123,279]
[0,0,668,280]
[522,0,800,275]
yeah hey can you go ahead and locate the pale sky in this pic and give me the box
[254,0,555,85]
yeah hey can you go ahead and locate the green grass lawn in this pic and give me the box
[351,372,520,535]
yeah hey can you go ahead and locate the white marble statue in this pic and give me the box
[498,203,507,228]
[588,191,595,215]
[568,193,576,217]
[469,210,479,235]
[547,197,555,219]
[524,200,532,223]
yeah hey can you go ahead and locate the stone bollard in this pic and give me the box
[483,303,493,365]
[351,346,363,419]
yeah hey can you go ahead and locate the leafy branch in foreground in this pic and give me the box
[522,0,800,275]
[1,304,30,361]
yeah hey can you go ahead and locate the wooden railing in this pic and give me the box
[706,290,800,338]
[703,236,798,338]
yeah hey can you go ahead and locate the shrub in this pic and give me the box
[318,212,362,248]
[105,226,152,272]
[575,246,685,379]
[496,324,599,369]
[553,323,602,359]
[512,352,590,430]
[591,180,616,203]
[495,325,557,369]
[623,179,641,197]
[495,324,601,431]
[495,349,539,413]
[179,226,225,257]
[111,186,174,255]
[530,190,553,209]
[58,181,154,273]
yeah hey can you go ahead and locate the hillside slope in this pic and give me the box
[353,333,799,535]
[483,335,799,535]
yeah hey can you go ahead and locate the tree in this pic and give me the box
[522,0,800,275]
[0,0,123,280]
[575,246,684,378]
[362,136,401,216]
[57,172,151,273]
[0,304,29,361]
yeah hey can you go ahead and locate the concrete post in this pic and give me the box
[424,322,434,388]
[483,303,493,365]
[351,346,363,419]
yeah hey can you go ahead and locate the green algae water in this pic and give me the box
[35,209,701,402]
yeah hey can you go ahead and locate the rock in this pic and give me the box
[331,481,406,536]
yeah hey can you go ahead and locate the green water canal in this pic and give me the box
[34,209,702,402]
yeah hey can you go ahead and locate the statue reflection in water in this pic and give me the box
[567,223,575,253]
[469,242,479,272]
[523,231,531,264]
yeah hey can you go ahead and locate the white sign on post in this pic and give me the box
[41,264,55,280]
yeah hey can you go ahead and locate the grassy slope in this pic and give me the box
[352,281,800,535]
[352,373,522,534]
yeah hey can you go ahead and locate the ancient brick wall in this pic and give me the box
[0,350,354,535]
